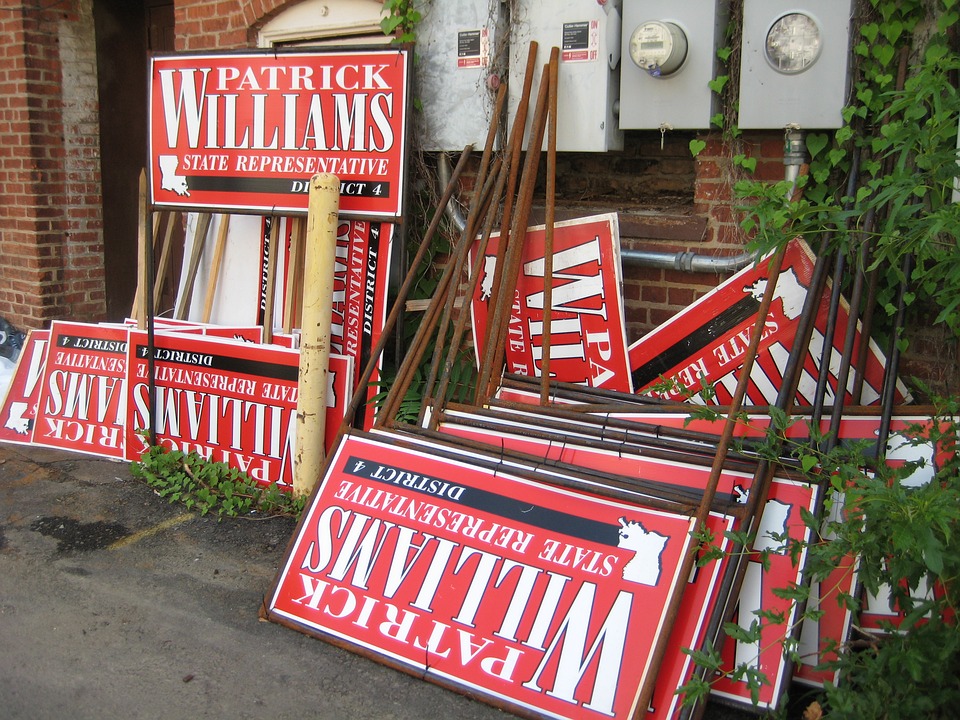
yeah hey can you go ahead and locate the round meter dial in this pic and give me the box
[628,21,688,77]
[765,12,822,74]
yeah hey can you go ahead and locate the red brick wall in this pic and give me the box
[173,0,292,50]
[0,0,105,331]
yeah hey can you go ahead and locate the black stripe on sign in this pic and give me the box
[135,343,298,382]
[632,296,760,388]
[343,454,623,547]
[187,175,390,198]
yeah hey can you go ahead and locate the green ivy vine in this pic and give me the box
[730,0,960,339]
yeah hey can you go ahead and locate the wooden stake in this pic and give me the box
[201,214,230,323]
[174,212,212,320]
[153,211,180,310]
[293,174,340,498]
[135,169,150,329]
[283,216,306,334]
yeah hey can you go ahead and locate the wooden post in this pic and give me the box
[135,169,150,329]
[293,174,340,498]
[174,213,212,320]
[201,214,230,323]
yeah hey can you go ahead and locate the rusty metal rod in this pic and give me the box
[380,149,505,424]
[420,85,509,413]
[479,42,539,364]
[540,47,559,405]
[332,144,473,439]
[392,154,505,426]
[429,158,511,428]
[634,242,789,720]
[387,423,738,516]
[477,54,550,403]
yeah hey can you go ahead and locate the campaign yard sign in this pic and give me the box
[259,216,392,430]
[149,49,410,219]
[628,237,908,406]
[31,322,128,459]
[124,330,352,488]
[266,433,697,720]
[0,330,50,446]
[470,213,633,392]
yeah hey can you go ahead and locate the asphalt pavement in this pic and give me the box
[0,442,781,720]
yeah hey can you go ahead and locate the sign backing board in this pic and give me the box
[470,213,633,392]
[266,432,697,720]
[148,49,410,220]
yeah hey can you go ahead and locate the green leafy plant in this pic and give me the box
[679,398,960,718]
[380,0,421,45]
[131,443,305,520]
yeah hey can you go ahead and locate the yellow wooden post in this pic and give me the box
[293,174,340,498]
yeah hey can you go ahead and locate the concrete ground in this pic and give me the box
[0,442,790,720]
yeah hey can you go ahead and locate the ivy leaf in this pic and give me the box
[708,75,729,94]
[873,44,896,68]
[828,148,847,167]
[860,23,880,43]
[689,139,707,157]
[882,20,904,44]
[805,133,829,159]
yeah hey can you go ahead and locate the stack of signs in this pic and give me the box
[0,320,354,491]
[628,237,910,406]
[124,328,352,488]
[469,213,633,392]
[492,383,951,701]
[265,431,701,720]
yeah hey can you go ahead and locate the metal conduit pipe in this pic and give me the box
[437,128,807,274]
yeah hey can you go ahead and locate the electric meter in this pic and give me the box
[764,12,822,74]
[628,21,688,76]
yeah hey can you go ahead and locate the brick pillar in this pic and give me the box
[0,0,106,330]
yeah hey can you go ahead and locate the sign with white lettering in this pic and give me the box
[123,331,352,487]
[148,49,410,219]
[0,330,50,446]
[628,237,909,405]
[31,322,128,458]
[266,432,697,720]
[470,213,632,392]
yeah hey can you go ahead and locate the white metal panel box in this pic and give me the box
[509,0,624,152]
[618,0,728,131]
[415,0,506,151]
[738,0,854,130]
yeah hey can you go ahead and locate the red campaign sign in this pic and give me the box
[470,213,633,392]
[0,330,50,446]
[711,479,819,710]
[267,433,697,720]
[124,330,352,488]
[148,49,410,219]
[628,237,908,406]
[431,412,745,718]
[30,322,128,459]
[332,219,393,430]
[261,216,392,430]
